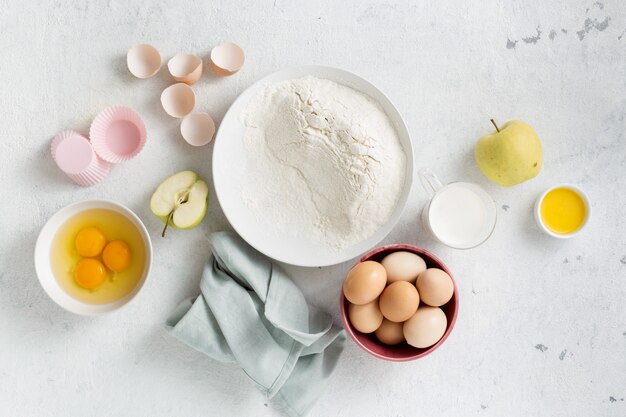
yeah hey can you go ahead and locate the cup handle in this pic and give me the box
[418,167,443,198]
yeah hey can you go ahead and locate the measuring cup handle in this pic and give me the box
[418,167,443,198]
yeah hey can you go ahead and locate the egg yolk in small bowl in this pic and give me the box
[74,258,108,289]
[75,227,107,257]
[540,187,587,235]
[103,240,132,272]
[71,230,133,289]
[51,209,146,304]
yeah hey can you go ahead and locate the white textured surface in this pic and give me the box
[1,1,625,416]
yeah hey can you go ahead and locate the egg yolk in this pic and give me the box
[102,240,131,272]
[75,227,107,257]
[540,187,587,234]
[74,258,107,289]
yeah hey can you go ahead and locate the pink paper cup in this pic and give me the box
[90,106,147,163]
[51,130,111,187]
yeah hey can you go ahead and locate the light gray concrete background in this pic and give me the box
[1,0,624,416]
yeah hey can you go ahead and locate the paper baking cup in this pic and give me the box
[51,130,111,187]
[90,106,147,163]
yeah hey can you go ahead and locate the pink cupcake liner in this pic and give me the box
[67,159,111,187]
[90,106,147,164]
[51,130,111,187]
[51,130,87,172]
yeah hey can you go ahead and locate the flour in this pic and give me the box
[241,76,406,248]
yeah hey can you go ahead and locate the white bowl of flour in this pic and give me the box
[213,66,413,267]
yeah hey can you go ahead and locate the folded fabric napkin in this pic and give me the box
[166,231,346,417]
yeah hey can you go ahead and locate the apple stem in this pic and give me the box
[490,119,500,132]
[162,210,174,238]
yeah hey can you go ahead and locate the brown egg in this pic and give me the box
[403,306,447,349]
[416,268,454,307]
[381,251,427,283]
[343,261,387,305]
[348,300,383,333]
[378,281,419,322]
[375,318,405,345]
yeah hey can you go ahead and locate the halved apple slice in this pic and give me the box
[150,170,209,236]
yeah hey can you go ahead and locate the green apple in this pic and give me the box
[150,170,209,237]
[474,119,542,187]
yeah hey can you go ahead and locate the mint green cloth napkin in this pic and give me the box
[165,231,346,417]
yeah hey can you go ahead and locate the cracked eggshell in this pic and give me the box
[167,53,203,85]
[160,83,196,118]
[180,112,216,146]
[210,42,245,76]
[127,44,161,79]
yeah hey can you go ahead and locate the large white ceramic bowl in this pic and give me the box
[212,66,414,267]
[34,200,153,315]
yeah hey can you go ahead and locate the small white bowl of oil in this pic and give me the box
[534,184,591,238]
[34,200,153,315]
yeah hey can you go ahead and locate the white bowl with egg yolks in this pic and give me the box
[34,200,153,315]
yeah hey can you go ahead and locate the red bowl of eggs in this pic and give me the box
[340,244,458,361]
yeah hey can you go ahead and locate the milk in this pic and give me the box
[424,182,495,249]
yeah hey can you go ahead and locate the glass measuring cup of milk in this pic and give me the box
[419,168,497,249]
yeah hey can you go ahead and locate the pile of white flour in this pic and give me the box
[241,76,406,248]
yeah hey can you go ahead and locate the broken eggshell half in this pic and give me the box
[180,112,216,146]
[161,83,196,118]
[167,53,203,85]
[127,44,161,79]
[210,42,245,76]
